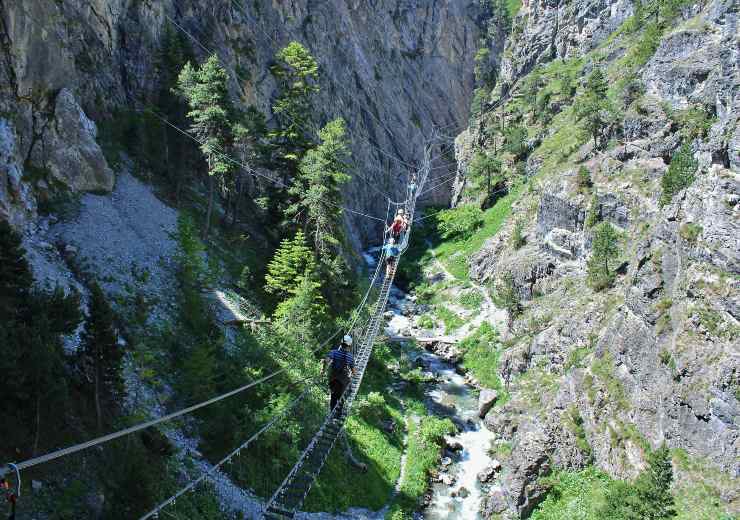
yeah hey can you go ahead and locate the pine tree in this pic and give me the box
[634,444,676,519]
[289,118,350,263]
[175,55,233,238]
[601,444,676,520]
[587,221,620,291]
[0,220,33,320]
[80,282,122,432]
[659,143,697,207]
[264,231,317,300]
[269,41,319,181]
[576,68,613,148]
[157,24,192,203]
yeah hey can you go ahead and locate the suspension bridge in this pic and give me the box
[2,144,433,519]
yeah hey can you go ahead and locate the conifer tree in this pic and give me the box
[269,41,319,179]
[157,24,192,203]
[264,231,317,300]
[0,220,33,320]
[80,282,122,432]
[576,68,613,148]
[176,55,233,238]
[289,118,350,262]
[659,143,697,207]
[587,221,620,291]
[0,222,81,453]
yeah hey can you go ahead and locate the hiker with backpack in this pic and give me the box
[322,335,356,419]
[386,209,408,240]
[383,237,401,276]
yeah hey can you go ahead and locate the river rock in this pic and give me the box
[441,473,456,486]
[445,437,463,451]
[478,389,499,418]
[484,485,508,514]
[440,456,453,468]
[478,466,495,483]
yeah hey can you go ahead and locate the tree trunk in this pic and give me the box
[204,166,214,239]
[94,364,102,433]
[33,393,41,456]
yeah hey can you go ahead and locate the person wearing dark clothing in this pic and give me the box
[323,335,356,418]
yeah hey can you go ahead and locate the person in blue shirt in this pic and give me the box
[322,335,356,417]
[383,237,401,276]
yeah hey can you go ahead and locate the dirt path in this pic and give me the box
[424,240,506,339]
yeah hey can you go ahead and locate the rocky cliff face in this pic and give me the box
[455,0,739,516]
[0,0,482,243]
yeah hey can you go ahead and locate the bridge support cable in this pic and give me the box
[138,384,313,520]
[262,148,433,519]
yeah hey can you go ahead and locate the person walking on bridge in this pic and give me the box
[383,237,401,276]
[322,335,356,419]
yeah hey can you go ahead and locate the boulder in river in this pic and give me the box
[478,388,499,418]
[445,437,463,451]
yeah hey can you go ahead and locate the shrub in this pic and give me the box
[510,218,526,249]
[577,165,593,190]
[493,272,522,324]
[660,144,698,206]
[585,193,600,228]
[417,314,435,329]
[458,290,484,310]
[436,205,484,239]
[679,222,702,243]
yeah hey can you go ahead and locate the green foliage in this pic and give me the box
[585,193,601,228]
[493,271,522,323]
[666,105,716,141]
[591,351,628,408]
[602,445,676,520]
[470,87,490,120]
[0,221,82,455]
[474,47,495,86]
[79,281,123,430]
[391,416,456,514]
[434,304,465,333]
[533,447,676,520]
[468,151,504,202]
[575,68,614,147]
[660,144,698,206]
[510,218,526,249]
[429,183,524,279]
[587,222,620,291]
[503,124,528,159]
[269,41,319,165]
[436,204,485,239]
[578,165,593,190]
[458,290,484,310]
[264,230,317,299]
[175,54,233,235]
[566,406,593,462]
[289,118,351,275]
[0,220,33,319]
[625,22,662,68]
[459,322,506,391]
[417,314,435,329]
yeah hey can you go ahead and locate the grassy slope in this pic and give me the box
[431,183,524,280]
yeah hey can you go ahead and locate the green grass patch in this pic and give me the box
[386,416,456,518]
[430,184,524,279]
[458,289,484,310]
[530,467,613,520]
[459,322,507,393]
[434,304,465,333]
